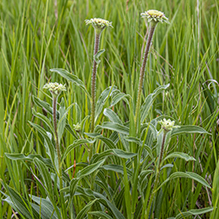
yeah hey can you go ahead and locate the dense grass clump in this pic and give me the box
[0,0,218,218]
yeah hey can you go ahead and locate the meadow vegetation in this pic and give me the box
[0,0,218,218]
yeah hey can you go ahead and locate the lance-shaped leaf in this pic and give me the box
[175,207,213,219]
[171,125,210,136]
[141,84,169,123]
[30,195,60,219]
[94,49,105,65]
[76,159,106,179]
[95,86,119,122]
[163,152,196,162]
[5,153,53,168]
[102,164,132,176]
[155,171,211,193]
[50,68,90,98]
[61,139,94,163]
[95,122,129,135]
[2,184,39,219]
[32,95,53,115]
[85,133,116,149]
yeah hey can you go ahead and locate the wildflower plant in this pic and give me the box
[85,18,113,159]
[2,8,214,219]
[135,10,169,134]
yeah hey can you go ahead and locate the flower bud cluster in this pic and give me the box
[85,18,113,32]
[141,10,168,23]
[159,118,179,132]
[43,82,66,97]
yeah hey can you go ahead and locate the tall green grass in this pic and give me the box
[0,0,218,218]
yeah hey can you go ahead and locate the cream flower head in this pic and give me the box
[85,18,113,32]
[141,10,168,23]
[43,82,66,97]
[159,118,179,132]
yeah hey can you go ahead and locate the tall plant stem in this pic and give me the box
[146,131,166,218]
[135,22,157,134]
[90,30,101,160]
[53,96,66,219]
[91,31,101,133]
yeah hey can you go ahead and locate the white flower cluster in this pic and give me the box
[159,118,179,132]
[141,10,168,23]
[85,18,113,31]
[43,82,66,96]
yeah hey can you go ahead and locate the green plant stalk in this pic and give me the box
[52,96,66,219]
[146,131,166,218]
[135,21,157,134]
[90,30,101,160]
[133,22,157,217]
[89,29,101,219]
[132,123,151,214]
[91,30,101,132]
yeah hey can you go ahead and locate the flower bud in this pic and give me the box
[85,18,113,34]
[159,118,179,132]
[141,10,168,24]
[43,82,66,97]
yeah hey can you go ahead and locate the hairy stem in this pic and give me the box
[53,96,66,218]
[91,31,101,132]
[146,131,166,218]
[90,31,101,161]
[135,22,157,134]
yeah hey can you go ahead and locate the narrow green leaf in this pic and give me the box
[70,178,79,197]
[211,159,219,218]
[94,49,105,64]
[61,139,94,163]
[175,207,213,219]
[172,125,210,136]
[50,68,90,98]
[95,122,129,135]
[29,122,58,171]
[163,152,196,162]
[3,185,38,219]
[4,153,53,168]
[156,171,211,193]
[33,158,54,196]
[32,95,53,115]
[113,149,136,159]
[95,86,118,122]
[30,195,60,219]
[103,108,122,124]
[93,192,126,219]
[141,84,169,123]
[110,93,130,107]
[102,164,132,176]
[76,199,99,219]
[32,108,53,133]
[76,159,105,179]
[85,133,116,149]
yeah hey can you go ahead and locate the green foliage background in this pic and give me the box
[0,0,218,218]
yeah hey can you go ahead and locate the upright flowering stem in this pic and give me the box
[135,10,169,134]
[43,82,66,218]
[85,18,113,160]
[135,22,157,132]
[91,31,101,133]
[146,119,179,218]
[146,131,166,218]
[52,97,61,167]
